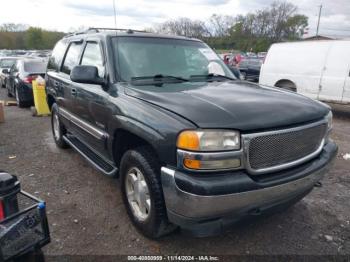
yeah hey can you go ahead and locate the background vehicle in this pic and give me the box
[46,28,336,238]
[257,52,267,58]
[259,40,350,104]
[0,57,18,88]
[6,58,47,107]
[238,57,263,82]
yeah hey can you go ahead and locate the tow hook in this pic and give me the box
[314,181,322,187]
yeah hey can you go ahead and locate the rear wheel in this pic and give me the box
[15,248,45,262]
[51,103,69,149]
[7,87,12,97]
[15,88,28,108]
[120,146,176,238]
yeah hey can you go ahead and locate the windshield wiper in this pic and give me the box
[131,74,189,85]
[190,74,236,82]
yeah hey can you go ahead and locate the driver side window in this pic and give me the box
[81,42,105,78]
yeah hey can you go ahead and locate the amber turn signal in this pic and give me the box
[177,131,200,151]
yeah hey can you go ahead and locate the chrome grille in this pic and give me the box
[247,123,327,171]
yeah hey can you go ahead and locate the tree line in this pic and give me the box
[0,24,65,50]
[0,1,307,52]
[151,1,308,52]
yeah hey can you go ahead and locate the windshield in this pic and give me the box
[112,37,235,82]
[0,59,16,68]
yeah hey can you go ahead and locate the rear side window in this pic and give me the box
[0,59,16,68]
[61,42,83,75]
[47,41,67,72]
[81,42,105,78]
[24,61,46,73]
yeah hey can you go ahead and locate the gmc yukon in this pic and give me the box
[46,28,337,238]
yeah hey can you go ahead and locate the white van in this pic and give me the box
[259,40,350,104]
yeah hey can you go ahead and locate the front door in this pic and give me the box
[73,40,110,158]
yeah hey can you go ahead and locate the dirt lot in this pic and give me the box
[0,87,349,259]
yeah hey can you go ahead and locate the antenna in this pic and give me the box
[316,4,322,36]
[112,0,117,28]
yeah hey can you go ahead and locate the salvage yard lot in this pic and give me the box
[0,87,349,257]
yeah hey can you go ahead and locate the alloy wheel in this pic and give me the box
[125,167,151,221]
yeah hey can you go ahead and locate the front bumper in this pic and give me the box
[161,141,337,236]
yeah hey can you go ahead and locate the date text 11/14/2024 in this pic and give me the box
[127,255,220,261]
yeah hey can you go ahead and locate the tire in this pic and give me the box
[15,248,45,262]
[51,103,69,149]
[7,87,13,97]
[120,146,176,238]
[15,88,28,108]
[275,81,296,92]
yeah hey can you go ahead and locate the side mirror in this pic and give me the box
[2,69,9,74]
[70,65,106,86]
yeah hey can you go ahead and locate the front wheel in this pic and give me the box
[51,103,69,149]
[120,146,176,238]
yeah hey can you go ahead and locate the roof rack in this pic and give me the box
[88,27,148,33]
[64,27,148,38]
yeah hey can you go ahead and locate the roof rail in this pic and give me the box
[88,27,148,33]
[64,27,149,38]
[64,28,99,38]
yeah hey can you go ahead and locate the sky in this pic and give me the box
[0,0,349,37]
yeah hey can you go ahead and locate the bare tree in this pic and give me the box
[150,1,308,51]
[0,23,28,32]
[207,14,235,37]
[154,18,210,39]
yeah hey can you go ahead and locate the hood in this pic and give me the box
[124,81,329,131]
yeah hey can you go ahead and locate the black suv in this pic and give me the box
[46,28,337,238]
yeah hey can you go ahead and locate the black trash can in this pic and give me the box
[0,172,20,220]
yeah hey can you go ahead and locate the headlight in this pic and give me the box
[177,130,241,170]
[177,130,240,152]
[325,111,333,130]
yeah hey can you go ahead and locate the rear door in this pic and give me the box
[73,40,110,157]
[55,40,84,132]
[318,41,350,102]
[342,65,350,103]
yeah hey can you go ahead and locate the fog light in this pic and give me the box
[183,159,201,169]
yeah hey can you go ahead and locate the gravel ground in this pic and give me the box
[0,87,349,260]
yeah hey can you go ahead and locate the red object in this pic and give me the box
[23,75,38,84]
[0,200,5,220]
[223,55,230,65]
[235,54,242,64]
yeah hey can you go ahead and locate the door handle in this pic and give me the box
[71,88,77,96]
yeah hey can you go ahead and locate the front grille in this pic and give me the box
[248,123,327,171]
